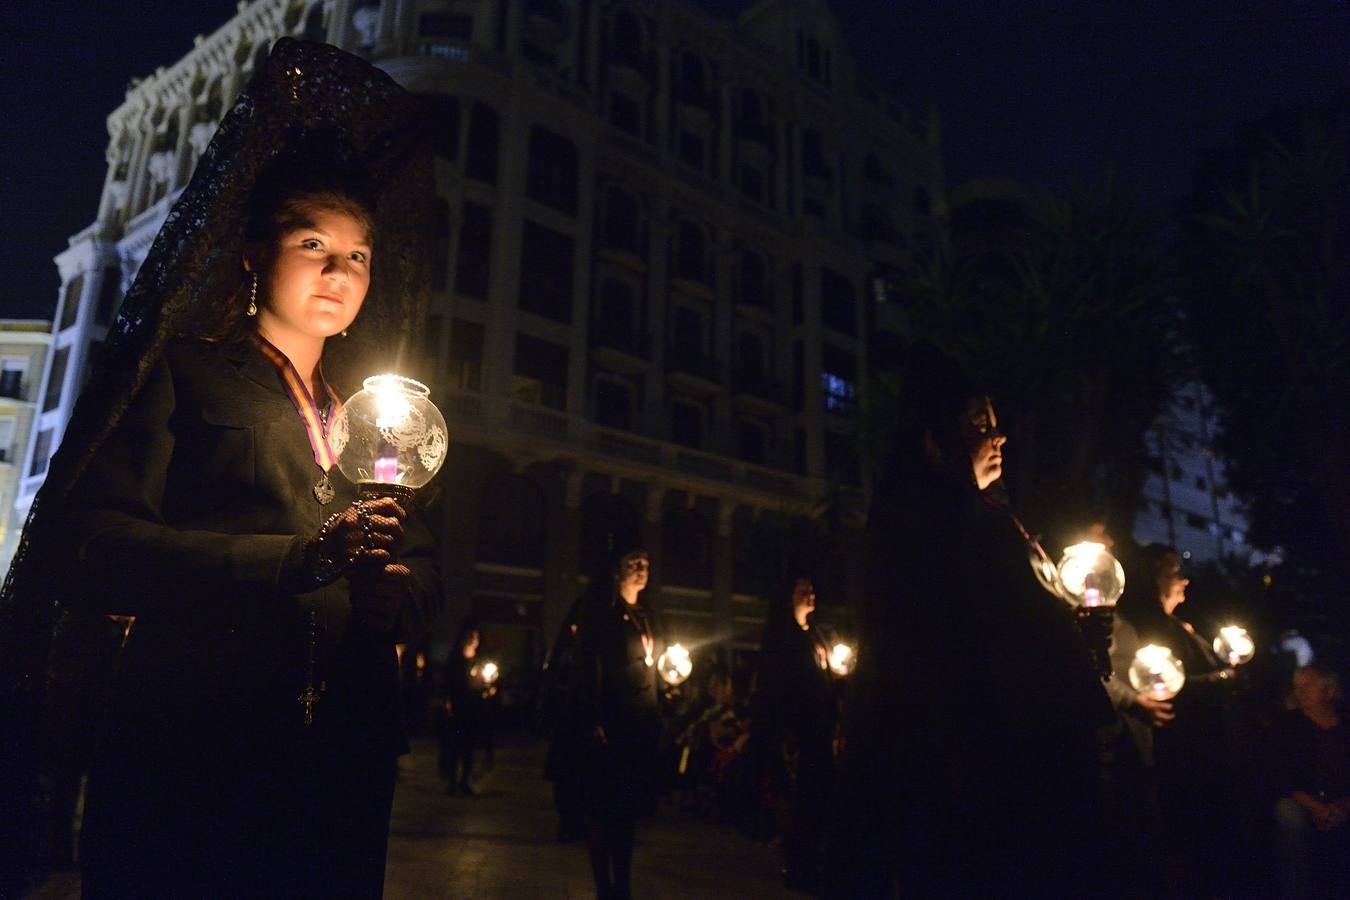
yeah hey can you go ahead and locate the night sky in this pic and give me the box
[4,0,1349,319]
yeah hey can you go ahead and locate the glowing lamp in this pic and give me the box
[330,374,448,500]
[473,660,500,686]
[1127,644,1186,701]
[1057,542,1125,608]
[656,643,693,686]
[828,643,856,676]
[1213,626,1255,666]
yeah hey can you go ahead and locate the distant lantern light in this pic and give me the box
[828,642,856,676]
[1057,542,1125,608]
[657,643,693,686]
[1128,644,1186,701]
[472,660,500,686]
[1213,626,1255,666]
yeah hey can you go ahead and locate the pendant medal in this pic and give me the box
[313,470,335,505]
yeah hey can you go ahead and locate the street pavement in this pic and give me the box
[32,732,795,899]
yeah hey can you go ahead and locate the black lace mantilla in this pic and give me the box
[0,38,434,859]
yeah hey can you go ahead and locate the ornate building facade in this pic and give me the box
[0,319,52,577]
[29,0,943,700]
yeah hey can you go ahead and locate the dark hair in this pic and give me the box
[453,615,481,650]
[1115,543,1178,638]
[875,344,988,500]
[759,572,813,653]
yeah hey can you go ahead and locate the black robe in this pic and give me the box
[573,590,662,820]
[830,468,1113,898]
[61,337,440,898]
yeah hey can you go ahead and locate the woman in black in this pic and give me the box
[754,574,839,892]
[574,534,660,900]
[829,349,1113,898]
[440,617,489,795]
[1113,543,1237,897]
[0,41,439,898]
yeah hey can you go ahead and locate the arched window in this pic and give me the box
[602,187,640,255]
[423,95,461,162]
[677,51,707,108]
[612,9,643,52]
[430,197,451,290]
[476,473,547,567]
[526,126,578,215]
[466,102,500,184]
[662,505,712,588]
[675,220,708,284]
[802,128,829,180]
[737,331,765,382]
[738,250,768,308]
[579,493,644,579]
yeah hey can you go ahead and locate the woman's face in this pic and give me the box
[462,629,479,658]
[616,551,649,599]
[1293,668,1337,712]
[252,205,372,347]
[1156,552,1189,615]
[962,398,1007,491]
[792,578,816,626]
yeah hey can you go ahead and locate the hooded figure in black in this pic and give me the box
[826,346,1113,898]
[570,520,660,900]
[753,573,839,892]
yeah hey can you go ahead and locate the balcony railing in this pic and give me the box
[591,325,650,359]
[732,371,788,407]
[666,348,722,385]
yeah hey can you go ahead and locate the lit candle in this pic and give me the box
[373,453,398,483]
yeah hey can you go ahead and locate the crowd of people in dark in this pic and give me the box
[522,345,1350,900]
[3,38,1347,900]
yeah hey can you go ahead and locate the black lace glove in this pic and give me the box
[300,496,406,590]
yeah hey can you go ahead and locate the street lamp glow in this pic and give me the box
[1213,626,1255,666]
[1128,644,1186,700]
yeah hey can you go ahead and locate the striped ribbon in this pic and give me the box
[250,333,338,471]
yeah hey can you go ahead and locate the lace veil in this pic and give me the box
[0,37,434,860]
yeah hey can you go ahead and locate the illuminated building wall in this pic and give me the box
[0,319,52,577]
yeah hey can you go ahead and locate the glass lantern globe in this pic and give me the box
[330,375,448,497]
[1127,644,1186,700]
[828,643,856,676]
[473,660,500,686]
[1057,542,1125,607]
[1213,626,1255,666]
[656,643,693,686]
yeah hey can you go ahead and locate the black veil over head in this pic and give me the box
[876,342,986,497]
[0,39,433,875]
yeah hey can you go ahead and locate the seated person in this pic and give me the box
[1272,664,1350,899]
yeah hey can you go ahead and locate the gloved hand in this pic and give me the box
[301,496,406,589]
[348,562,413,633]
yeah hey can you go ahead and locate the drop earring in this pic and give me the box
[246,272,258,317]
[340,328,348,337]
